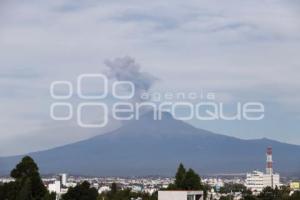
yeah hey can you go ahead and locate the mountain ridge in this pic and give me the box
[0,111,299,176]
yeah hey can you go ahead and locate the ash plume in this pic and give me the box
[105,56,157,102]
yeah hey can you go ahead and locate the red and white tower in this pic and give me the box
[266,147,273,175]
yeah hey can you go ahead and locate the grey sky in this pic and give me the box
[0,0,299,156]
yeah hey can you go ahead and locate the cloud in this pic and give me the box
[0,0,299,154]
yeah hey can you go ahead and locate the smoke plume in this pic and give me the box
[105,56,157,101]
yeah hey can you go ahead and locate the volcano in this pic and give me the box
[1,111,300,176]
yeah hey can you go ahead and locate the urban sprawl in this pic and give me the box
[0,147,299,200]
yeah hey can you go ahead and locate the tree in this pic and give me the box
[243,194,257,200]
[242,189,256,200]
[257,187,280,200]
[220,195,234,200]
[219,183,246,194]
[0,181,19,200]
[11,156,48,199]
[150,191,158,200]
[168,163,203,190]
[184,169,202,190]
[291,191,300,200]
[279,186,291,200]
[111,182,118,195]
[16,178,32,200]
[175,163,186,189]
[62,181,98,200]
[0,183,5,200]
[98,187,153,200]
[0,156,55,200]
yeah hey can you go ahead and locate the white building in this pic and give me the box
[48,180,61,194]
[204,178,224,190]
[245,171,280,192]
[98,186,111,194]
[158,191,203,200]
[245,147,280,192]
[59,173,67,187]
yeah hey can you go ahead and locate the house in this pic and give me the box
[158,191,203,200]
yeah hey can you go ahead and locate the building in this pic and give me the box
[48,180,61,194]
[245,171,280,192]
[204,178,224,191]
[59,173,67,187]
[245,147,280,192]
[158,191,203,200]
[290,182,300,190]
[98,186,111,194]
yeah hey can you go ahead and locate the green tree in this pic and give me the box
[219,183,247,194]
[220,195,234,200]
[150,191,158,200]
[242,189,256,200]
[279,186,291,200]
[0,181,19,200]
[98,188,153,200]
[257,187,279,200]
[0,183,5,199]
[16,178,32,200]
[291,191,300,200]
[243,194,257,200]
[184,169,202,190]
[168,163,203,191]
[0,156,55,200]
[62,181,98,200]
[111,182,118,195]
[11,156,48,199]
[175,163,186,189]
